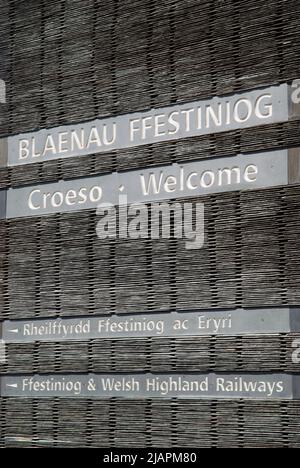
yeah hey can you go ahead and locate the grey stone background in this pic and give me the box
[1,0,300,448]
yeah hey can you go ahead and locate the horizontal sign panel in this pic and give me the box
[2,307,299,343]
[1,373,299,400]
[0,83,295,168]
[2,148,299,219]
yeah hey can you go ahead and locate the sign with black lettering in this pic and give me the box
[0,83,297,168]
[2,307,299,343]
[1,373,299,400]
[2,148,299,219]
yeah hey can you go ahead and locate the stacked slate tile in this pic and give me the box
[0,0,300,448]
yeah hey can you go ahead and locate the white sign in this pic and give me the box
[1,373,299,400]
[0,79,5,104]
[2,308,298,343]
[3,149,292,219]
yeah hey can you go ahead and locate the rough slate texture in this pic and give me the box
[0,0,300,448]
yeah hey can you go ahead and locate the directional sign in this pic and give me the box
[0,83,296,168]
[1,148,300,219]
